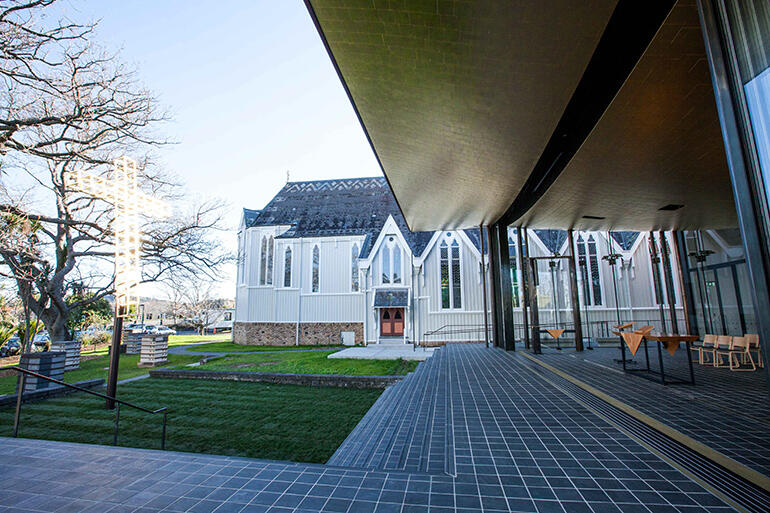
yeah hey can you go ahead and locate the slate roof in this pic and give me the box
[243,208,260,227]
[246,177,435,258]
[373,289,409,308]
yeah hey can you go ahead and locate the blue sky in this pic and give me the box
[60,0,381,297]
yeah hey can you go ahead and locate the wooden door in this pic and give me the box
[380,308,404,337]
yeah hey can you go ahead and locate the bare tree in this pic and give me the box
[0,1,232,341]
[165,274,217,335]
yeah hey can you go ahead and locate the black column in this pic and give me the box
[494,223,516,350]
[488,224,502,348]
[674,231,698,336]
[517,227,531,350]
[659,232,679,334]
[567,230,584,351]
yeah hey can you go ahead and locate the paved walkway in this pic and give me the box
[526,346,770,479]
[0,344,740,512]
[328,346,434,361]
[168,344,342,357]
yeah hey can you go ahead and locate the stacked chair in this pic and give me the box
[691,333,764,371]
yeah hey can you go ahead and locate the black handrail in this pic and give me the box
[11,367,168,450]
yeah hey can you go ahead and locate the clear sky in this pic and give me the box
[59,0,382,298]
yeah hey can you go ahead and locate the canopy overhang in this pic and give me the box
[305,0,735,232]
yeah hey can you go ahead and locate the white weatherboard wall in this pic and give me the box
[236,229,365,324]
[414,232,486,344]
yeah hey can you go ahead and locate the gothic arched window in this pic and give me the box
[351,244,360,292]
[440,234,462,309]
[259,236,267,285]
[283,246,292,288]
[312,245,320,293]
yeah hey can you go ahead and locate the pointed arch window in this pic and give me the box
[238,233,246,284]
[380,236,402,284]
[351,244,360,292]
[283,247,292,287]
[259,236,267,285]
[508,234,520,307]
[440,235,462,309]
[259,235,274,285]
[311,245,320,293]
[576,234,603,306]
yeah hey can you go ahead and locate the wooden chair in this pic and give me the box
[701,335,733,367]
[710,336,733,367]
[745,334,764,369]
[690,334,717,365]
[715,336,756,371]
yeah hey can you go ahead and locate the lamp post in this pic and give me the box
[603,251,629,363]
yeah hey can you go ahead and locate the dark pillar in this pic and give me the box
[488,225,502,348]
[674,231,697,335]
[526,230,542,354]
[567,230,584,351]
[479,225,490,348]
[659,231,679,334]
[495,223,516,350]
[648,232,668,332]
[517,227,531,350]
[106,306,124,410]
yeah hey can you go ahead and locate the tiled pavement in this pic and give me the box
[525,346,770,478]
[0,344,739,512]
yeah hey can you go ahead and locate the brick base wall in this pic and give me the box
[233,322,364,346]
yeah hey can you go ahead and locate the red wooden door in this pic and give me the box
[380,308,404,337]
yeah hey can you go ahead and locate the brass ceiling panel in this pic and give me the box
[307,0,618,231]
[516,1,737,231]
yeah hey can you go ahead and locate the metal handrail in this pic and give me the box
[11,366,168,450]
[423,324,491,337]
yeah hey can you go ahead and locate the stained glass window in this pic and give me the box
[382,244,391,284]
[312,245,320,293]
[259,236,267,285]
[266,236,274,285]
[508,235,520,307]
[238,234,245,284]
[393,246,402,284]
[440,242,450,308]
[284,247,292,287]
[451,240,462,308]
[587,235,602,305]
[351,244,360,292]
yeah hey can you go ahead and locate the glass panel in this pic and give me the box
[508,236,520,307]
[382,245,391,284]
[577,237,592,306]
[451,241,461,308]
[266,236,274,285]
[716,267,742,335]
[588,236,602,305]
[440,244,450,309]
[312,245,319,293]
[383,310,390,319]
[351,244,359,291]
[393,246,402,284]
[395,310,402,319]
[284,247,292,287]
[259,236,267,285]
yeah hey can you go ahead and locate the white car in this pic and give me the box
[154,326,177,336]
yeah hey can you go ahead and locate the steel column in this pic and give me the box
[674,231,697,336]
[495,223,515,350]
[567,230,584,351]
[517,227,531,350]
[479,225,490,348]
[660,232,679,334]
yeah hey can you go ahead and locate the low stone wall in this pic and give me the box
[233,321,364,346]
[0,378,105,406]
[149,368,400,389]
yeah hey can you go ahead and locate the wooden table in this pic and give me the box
[623,332,699,385]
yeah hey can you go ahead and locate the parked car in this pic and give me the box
[33,331,50,343]
[124,323,145,334]
[0,336,21,357]
[154,326,176,336]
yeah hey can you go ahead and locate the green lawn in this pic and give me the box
[79,333,231,356]
[192,349,419,376]
[0,378,380,463]
[0,353,203,396]
[185,341,344,353]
